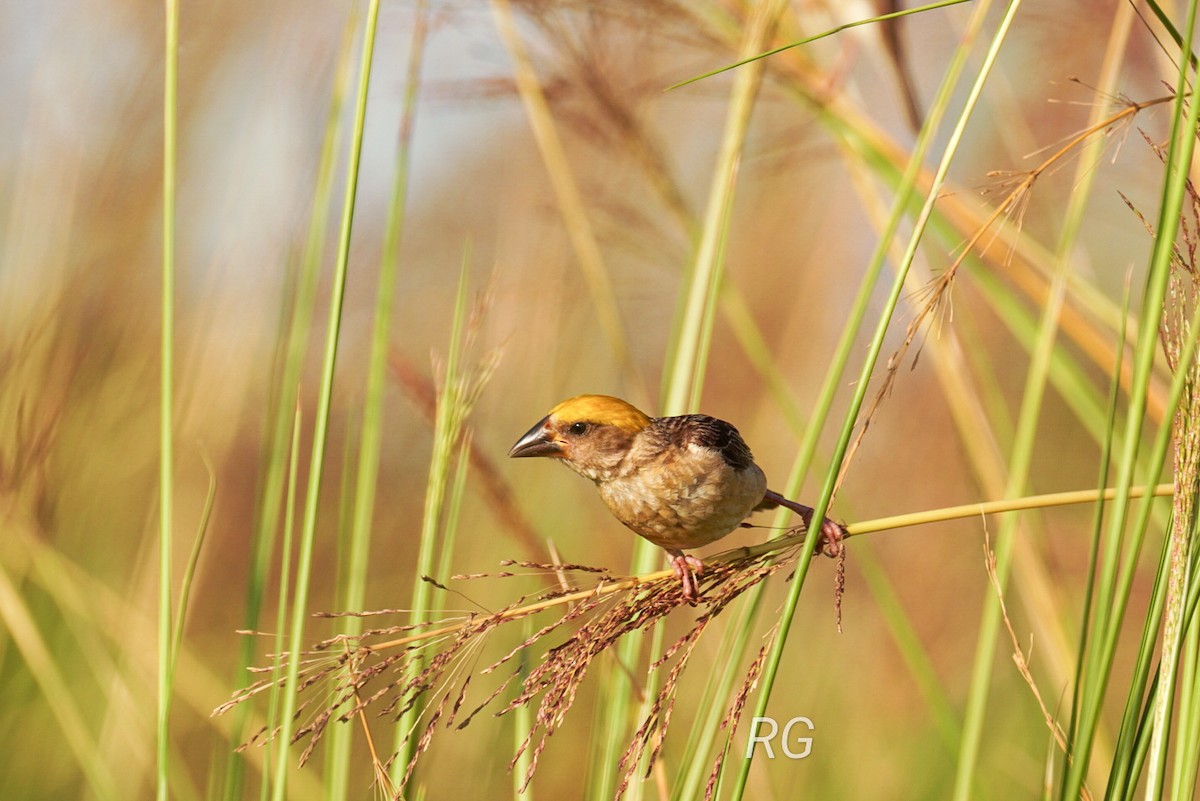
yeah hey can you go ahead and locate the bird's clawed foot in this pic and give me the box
[759,489,848,556]
[668,552,705,605]
[818,518,847,559]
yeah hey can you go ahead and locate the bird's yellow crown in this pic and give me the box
[548,394,652,433]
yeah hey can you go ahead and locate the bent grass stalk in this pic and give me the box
[371,481,1175,649]
[664,0,973,92]
[216,484,1173,799]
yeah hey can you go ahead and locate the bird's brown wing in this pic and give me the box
[653,414,756,470]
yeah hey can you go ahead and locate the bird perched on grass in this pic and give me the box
[508,394,846,603]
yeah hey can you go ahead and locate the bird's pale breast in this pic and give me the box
[597,441,767,550]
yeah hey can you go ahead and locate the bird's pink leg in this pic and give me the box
[760,488,847,554]
[667,550,704,604]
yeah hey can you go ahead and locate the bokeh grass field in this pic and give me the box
[3,1,1199,799]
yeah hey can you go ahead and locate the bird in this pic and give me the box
[507,394,846,602]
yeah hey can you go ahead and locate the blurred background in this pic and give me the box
[0,1,1184,799]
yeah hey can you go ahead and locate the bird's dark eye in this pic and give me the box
[568,422,589,436]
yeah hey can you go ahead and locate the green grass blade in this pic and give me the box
[671,609,760,800]
[674,0,990,791]
[1144,0,1200,69]
[664,0,972,92]
[340,0,424,625]
[1105,530,1171,800]
[393,252,473,786]
[221,13,359,800]
[1085,279,1200,800]
[326,3,427,795]
[951,0,1132,789]
[660,0,784,417]
[1064,3,1200,793]
[606,5,791,798]
[733,1,1020,796]
[1167,523,1200,800]
[171,452,216,672]
[0,560,120,801]
[763,0,990,532]
[269,3,381,798]
[1067,278,1131,764]
[261,403,304,801]
[158,2,179,799]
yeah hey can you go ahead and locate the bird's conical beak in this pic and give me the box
[508,416,565,458]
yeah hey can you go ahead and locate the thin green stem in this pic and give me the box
[171,453,216,672]
[328,2,427,795]
[158,2,179,800]
[223,13,358,801]
[662,0,782,416]
[1107,529,1172,801]
[270,4,380,798]
[664,0,972,91]
[394,253,474,785]
[1167,517,1200,800]
[262,403,303,801]
[1064,3,1200,793]
[950,0,1126,786]
[1068,278,1131,760]
[951,174,1065,801]
[732,1,1020,796]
